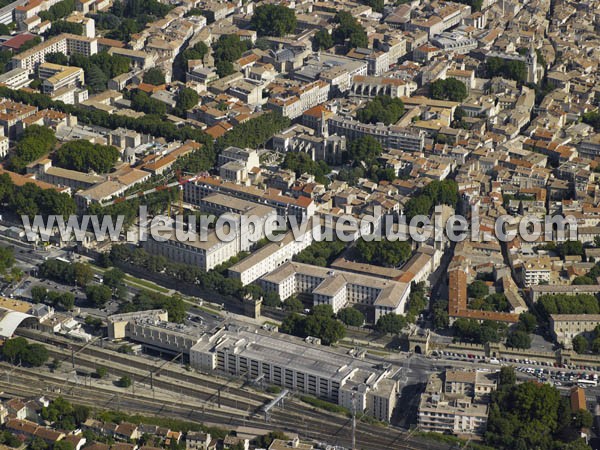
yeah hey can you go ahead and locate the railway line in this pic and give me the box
[13,330,451,450]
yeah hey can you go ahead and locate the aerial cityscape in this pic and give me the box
[0,0,599,448]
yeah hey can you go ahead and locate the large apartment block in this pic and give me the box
[11,33,98,73]
[327,115,424,152]
[418,370,496,437]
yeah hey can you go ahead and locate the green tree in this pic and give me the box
[22,343,48,367]
[313,29,333,51]
[347,135,383,167]
[179,41,208,72]
[175,87,199,115]
[572,335,588,354]
[29,437,49,450]
[518,312,537,333]
[31,285,48,303]
[0,246,14,273]
[498,366,516,387]
[485,57,527,84]
[54,140,120,173]
[559,240,584,257]
[95,366,108,378]
[118,375,132,388]
[72,262,93,286]
[143,67,165,85]
[54,440,74,450]
[333,12,367,49]
[1,336,28,364]
[284,296,303,313]
[430,78,468,102]
[356,95,405,125]
[282,151,330,185]
[506,331,531,349]
[337,307,365,326]
[85,284,112,307]
[251,4,296,37]
[375,314,406,335]
[263,291,281,308]
[467,280,488,298]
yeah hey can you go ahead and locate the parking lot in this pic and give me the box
[431,350,600,388]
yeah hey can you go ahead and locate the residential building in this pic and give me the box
[11,33,98,72]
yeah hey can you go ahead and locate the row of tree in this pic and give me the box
[107,245,248,302]
[537,293,600,318]
[39,259,94,287]
[1,337,49,367]
[293,240,346,267]
[31,286,75,310]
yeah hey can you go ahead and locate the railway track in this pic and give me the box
[13,330,450,450]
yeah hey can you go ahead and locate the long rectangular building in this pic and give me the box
[327,114,424,152]
[189,324,398,421]
[11,33,98,73]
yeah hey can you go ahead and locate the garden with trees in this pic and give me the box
[0,173,77,219]
[429,78,468,102]
[355,238,412,268]
[251,4,296,37]
[54,140,120,173]
[280,305,346,345]
[485,57,527,84]
[403,179,459,220]
[333,11,367,49]
[8,125,56,173]
[485,367,592,449]
[356,95,405,125]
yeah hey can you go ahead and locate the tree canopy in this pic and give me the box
[375,313,407,334]
[333,11,367,49]
[1,337,48,367]
[39,260,93,286]
[54,140,120,173]
[9,125,56,173]
[356,95,405,125]
[337,307,365,327]
[251,4,296,37]
[537,293,599,318]
[403,179,459,220]
[282,152,330,185]
[355,238,411,267]
[485,380,592,449]
[213,34,250,77]
[0,173,76,219]
[281,308,346,345]
[313,29,333,51]
[486,57,527,84]
[430,78,468,102]
[143,67,165,85]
